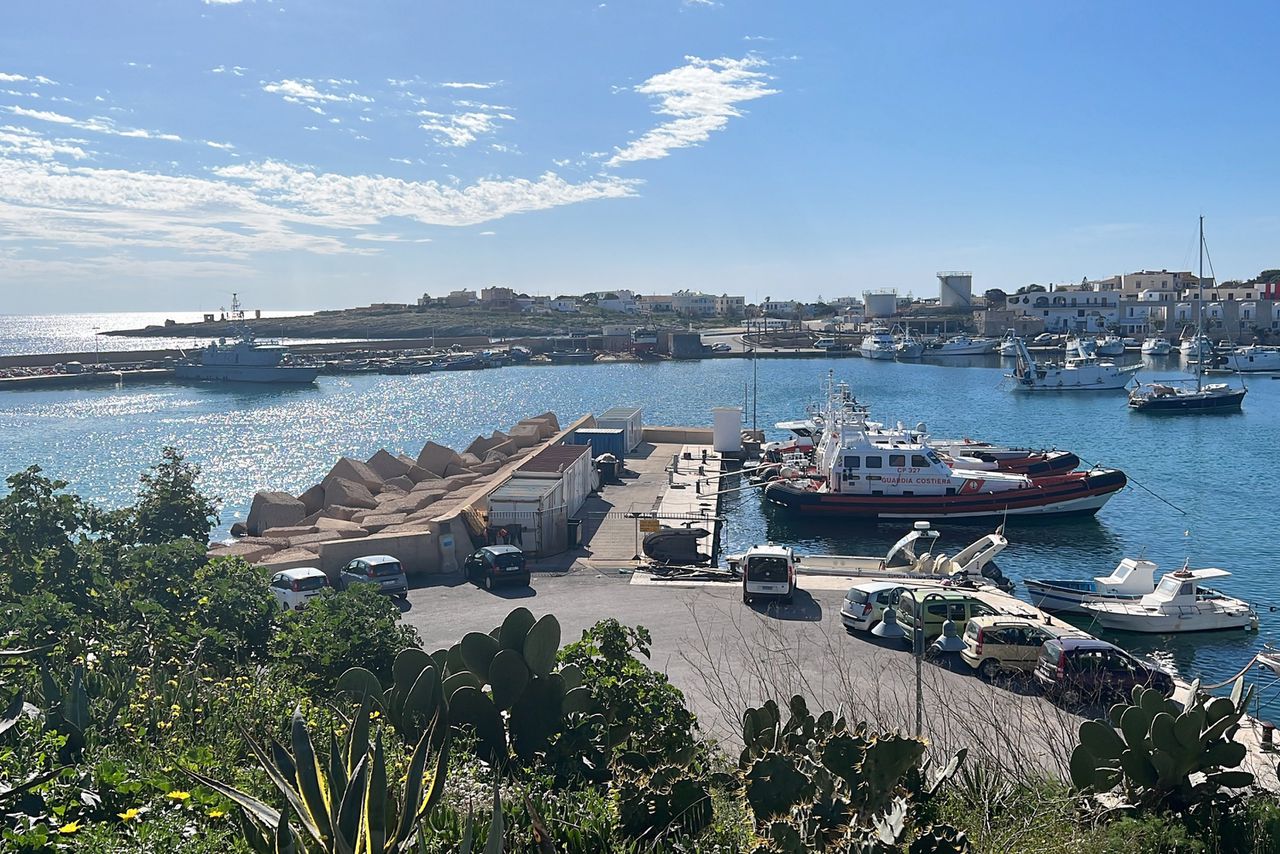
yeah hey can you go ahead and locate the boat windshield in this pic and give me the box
[747,556,789,582]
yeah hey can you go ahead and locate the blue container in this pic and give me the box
[570,427,627,462]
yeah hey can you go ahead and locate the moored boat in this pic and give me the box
[930,335,999,355]
[1227,344,1280,372]
[175,335,318,384]
[1140,337,1172,356]
[1081,566,1258,633]
[859,327,896,360]
[1024,557,1157,615]
[1007,337,1137,392]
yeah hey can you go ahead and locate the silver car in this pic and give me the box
[339,554,408,599]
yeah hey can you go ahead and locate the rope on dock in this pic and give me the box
[1201,652,1263,690]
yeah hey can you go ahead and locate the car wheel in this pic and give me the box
[978,659,1001,681]
[484,575,494,591]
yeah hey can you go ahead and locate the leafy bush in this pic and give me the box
[270,584,421,691]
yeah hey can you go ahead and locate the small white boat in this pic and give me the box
[997,330,1023,357]
[1007,337,1138,392]
[931,335,998,355]
[1179,332,1215,358]
[859,327,897,360]
[1228,344,1280,372]
[1024,557,1157,615]
[1122,337,1142,351]
[1095,334,1125,357]
[1066,335,1097,358]
[1141,338,1172,356]
[1082,565,1258,633]
[1258,646,1280,676]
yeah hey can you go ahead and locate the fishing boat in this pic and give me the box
[997,330,1023,357]
[1130,219,1247,413]
[1024,557,1157,615]
[930,335,999,355]
[545,350,597,365]
[1227,345,1280,373]
[1007,337,1137,392]
[761,379,1127,522]
[1095,334,1125,357]
[1140,337,1173,356]
[1081,565,1258,633]
[859,327,896,360]
[894,327,925,360]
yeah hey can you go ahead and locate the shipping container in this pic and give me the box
[597,406,644,451]
[487,476,568,557]
[569,427,627,462]
[516,442,593,516]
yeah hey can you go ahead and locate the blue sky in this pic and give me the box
[1,1,1278,313]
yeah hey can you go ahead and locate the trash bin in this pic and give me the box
[567,518,582,548]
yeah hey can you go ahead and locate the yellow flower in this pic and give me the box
[166,790,191,801]
[118,808,142,823]
[59,821,82,835]
[207,809,226,819]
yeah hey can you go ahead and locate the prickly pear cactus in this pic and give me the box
[1069,675,1256,812]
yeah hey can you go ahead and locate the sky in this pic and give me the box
[1,1,1278,313]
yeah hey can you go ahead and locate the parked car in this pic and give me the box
[268,567,330,612]
[1034,636,1175,704]
[814,337,836,349]
[960,616,1083,678]
[710,342,733,352]
[895,588,1000,646]
[339,554,408,598]
[464,545,530,590]
[840,581,904,632]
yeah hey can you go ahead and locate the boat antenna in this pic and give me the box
[1196,217,1204,393]
[1201,232,1247,391]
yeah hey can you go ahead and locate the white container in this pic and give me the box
[597,406,644,451]
[712,406,743,454]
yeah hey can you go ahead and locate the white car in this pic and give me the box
[840,581,903,632]
[268,567,331,612]
[710,342,733,352]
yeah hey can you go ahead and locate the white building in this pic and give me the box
[1005,288,1119,333]
[761,299,802,316]
[549,298,580,313]
[597,290,637,313]
[715,294,746,316]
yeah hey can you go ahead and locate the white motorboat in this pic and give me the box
[859,327,897,360]
[1179,331,1215,358]
[997,330,1023,357]
[894,327,925,360]
[1122,337,1142,351]
[1095,334,1125,356]
[1024,557,1157,615]
[1258,646,1280,676]
[1007,337,1138,391]
[1140,338,1173,356]
[1066,336,1097,358]
[1228,345,1280,372]
[930,335,998,355]
[1082,566,1258,633]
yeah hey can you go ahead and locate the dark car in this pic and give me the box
[1034,636,1174,704]
[464,545,530,590]
[339,554,408,599]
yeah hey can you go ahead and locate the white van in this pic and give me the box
[814,337,836,350]
[740,544,797,605]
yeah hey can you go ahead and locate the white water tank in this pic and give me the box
[863,290,898,319]
[712,406,743,454]
[937,272,973,308]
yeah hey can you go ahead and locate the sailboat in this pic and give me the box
[1128,218,1246,413]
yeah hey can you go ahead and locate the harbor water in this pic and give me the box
[0,311,317,356]
[1,352,1277,705]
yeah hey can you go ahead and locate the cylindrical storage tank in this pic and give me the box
[937,272,973,308]
[863,291,898,319]
[712,406,743,454]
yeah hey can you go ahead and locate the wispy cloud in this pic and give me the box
[5,106,182,142]
[202,0,245,5]
[0,124,89,160]
[211,65,247,77]
[261,78,374,106]
[417,108,514,148]
[440,81,497,90]
[606,55,777,167]
[0,72,56,85]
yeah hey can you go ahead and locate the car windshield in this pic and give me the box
[370,562,402,577]
[747,556,789,582]
[494,553,524,568]
[295,575,326,591]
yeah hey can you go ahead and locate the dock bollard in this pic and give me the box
[1263,723,1276,751]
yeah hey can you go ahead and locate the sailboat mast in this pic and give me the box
[1197,216,1204,391]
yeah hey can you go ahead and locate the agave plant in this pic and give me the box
[188,703,449,853]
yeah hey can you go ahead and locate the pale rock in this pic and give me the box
[384,475,415,493]
[505,424,542,448]
[259,547,320,568]
[416,441,463,477]
[366,449,413,481]
[315,517,365,534]
[321,505,361,522]
[261,525,319,539]
[324,457,385,494]
[442,461,475,478]
[324,477,379,510]
[286,532,338,549]
[246,491,306,537]
[459,452,483,468]
[360,513,408,532]
[208,541,275,564]
[297,484,326,516]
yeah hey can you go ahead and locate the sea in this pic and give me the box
[0,311,322,356]
[1,319,1278,708]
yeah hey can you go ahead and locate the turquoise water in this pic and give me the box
[2,354,1278,706]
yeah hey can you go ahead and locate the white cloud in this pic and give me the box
[606,55,777,167]
[6,106,186,143]
[8,106,76,124]
[206,140,235,150]
[743,35,774,41]
[0,73,29,83]
[262,78,374,106]
[440,81,496,90]
[0,125,89,160]
[478,231,496,236]
[417,109,513,148]
[202,0,245,5]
